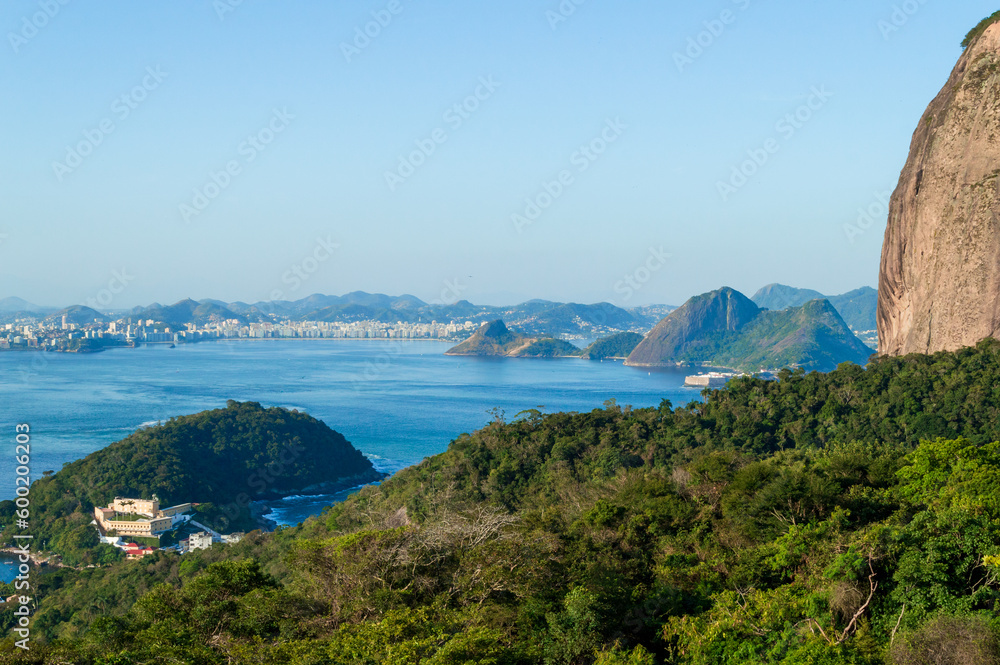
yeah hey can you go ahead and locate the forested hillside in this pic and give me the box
[6,341,1000,662]
[0,401,382,566]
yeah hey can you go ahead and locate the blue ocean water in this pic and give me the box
[0,340,704,533]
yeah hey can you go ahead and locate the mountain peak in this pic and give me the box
[479,319,513,339]
[751,284,825,311]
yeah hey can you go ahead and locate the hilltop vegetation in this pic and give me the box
[8,341,1000,661]
[750,284,877,350]
[711,299,872,371]
[44,306,105,326]
[963,10,1000,48]
[578,332,644,359]
[0,401,382,565]
[750,285,877,335]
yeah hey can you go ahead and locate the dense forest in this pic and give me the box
[6,340,1000,662]
[0,401,383,566]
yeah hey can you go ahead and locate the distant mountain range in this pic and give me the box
[0,286,877,353]
[750,284,877,333]
[130,299,248,327]
[0,291,666,337]
[626,287,873,372]
[0,296,50,314]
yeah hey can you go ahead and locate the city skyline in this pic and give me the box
[3,1,995,308]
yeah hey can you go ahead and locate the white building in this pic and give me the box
[188,531,214,551]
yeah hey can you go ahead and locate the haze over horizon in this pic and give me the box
[3,1,995,309]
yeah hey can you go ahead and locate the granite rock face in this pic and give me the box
[879,23,1000,355]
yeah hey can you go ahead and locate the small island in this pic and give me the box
[445,321,645,360]
[445,320,580,357]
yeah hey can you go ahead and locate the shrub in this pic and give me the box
[890,615,1000,665]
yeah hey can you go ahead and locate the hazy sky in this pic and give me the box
[1,1,994,308]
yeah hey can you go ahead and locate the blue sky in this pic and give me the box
[1,0,994,309]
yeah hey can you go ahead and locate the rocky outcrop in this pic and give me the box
[878,21,1000,355]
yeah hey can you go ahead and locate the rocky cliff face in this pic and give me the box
[879,22,1000,355]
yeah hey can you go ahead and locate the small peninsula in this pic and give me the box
[445,320,580,357]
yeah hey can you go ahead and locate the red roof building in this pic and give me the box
[123,542,157,559]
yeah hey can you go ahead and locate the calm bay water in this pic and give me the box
[0,340,703,531]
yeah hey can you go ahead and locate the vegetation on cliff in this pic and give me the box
[7,341,1000,661]
[963,10,1000,48]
